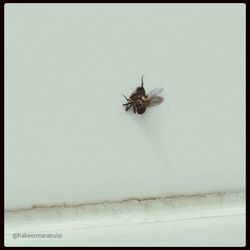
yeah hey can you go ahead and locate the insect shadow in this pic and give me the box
[135,113,170,170]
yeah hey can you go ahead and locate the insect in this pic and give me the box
[123,75,164,114]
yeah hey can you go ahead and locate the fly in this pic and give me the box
[123,75,164,114]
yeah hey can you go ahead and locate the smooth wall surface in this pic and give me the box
[5,4,245,209]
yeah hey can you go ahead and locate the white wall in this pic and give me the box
[5,4,245,210]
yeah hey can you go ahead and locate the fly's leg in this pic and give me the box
[123,95,131,102]
[125,103,132,111]
[123,101,136,113]
[122,95,137,113]
[132,103,136,113]
[141,75,144,88]
[123,95,133,111]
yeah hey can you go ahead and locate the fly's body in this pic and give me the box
[123,75,164,114]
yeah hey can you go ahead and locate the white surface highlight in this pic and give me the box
[5,192,245,246]
[5,215,245,247]
[5,191,245,233]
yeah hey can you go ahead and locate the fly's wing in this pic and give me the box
[146,96,164,107]
[146,88,164,107]
[147,88,163,97]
